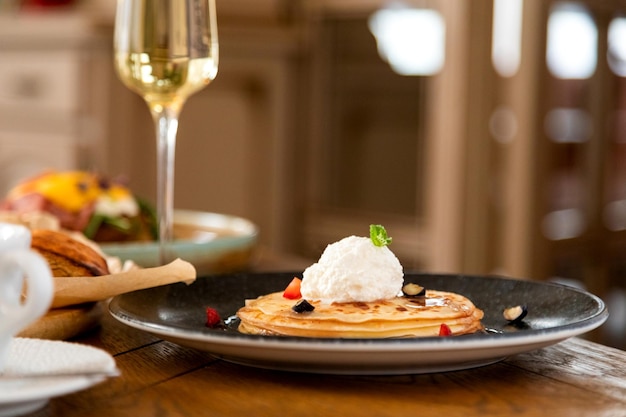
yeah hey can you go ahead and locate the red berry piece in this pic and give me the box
[439,323,452,336]
[205,307,222,328]
[283,277,302,299]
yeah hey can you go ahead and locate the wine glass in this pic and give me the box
[114,0,218,264]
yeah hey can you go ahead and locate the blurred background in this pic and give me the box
[0,0,625,347]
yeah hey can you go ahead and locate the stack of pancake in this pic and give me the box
[237,289,484,338]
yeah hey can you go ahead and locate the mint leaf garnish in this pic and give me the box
[370,224,392,247]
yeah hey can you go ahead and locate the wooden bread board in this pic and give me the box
[18,302,103,340]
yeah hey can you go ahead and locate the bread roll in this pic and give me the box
[31,229,110,277]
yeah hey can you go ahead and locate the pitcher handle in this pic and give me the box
[0,250,53,372]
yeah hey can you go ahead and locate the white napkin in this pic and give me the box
[2,337,117,376]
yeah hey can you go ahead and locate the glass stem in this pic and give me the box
[152,105,180,265]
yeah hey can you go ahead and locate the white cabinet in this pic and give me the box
[0,14,111,195]
[0,50,80,112]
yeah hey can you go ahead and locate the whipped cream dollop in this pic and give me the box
[300,235,404,304]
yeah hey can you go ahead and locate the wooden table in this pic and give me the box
[23,252,626,417]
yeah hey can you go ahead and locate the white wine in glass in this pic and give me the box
[114,0,218,264]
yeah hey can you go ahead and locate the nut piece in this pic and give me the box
[503,305,528,323]
[402,283,426,297]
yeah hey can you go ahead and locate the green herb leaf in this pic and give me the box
[83,213,105,239]
[369,224,392,247]
[137,197,159,240]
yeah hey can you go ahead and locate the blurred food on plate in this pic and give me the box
[0,170,259,276]
[0,170,157,243]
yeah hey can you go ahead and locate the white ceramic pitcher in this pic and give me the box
[0,223,53,372]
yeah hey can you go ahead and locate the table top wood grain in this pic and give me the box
[22,251,626,417]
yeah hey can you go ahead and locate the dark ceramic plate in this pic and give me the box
[109,272,608,375]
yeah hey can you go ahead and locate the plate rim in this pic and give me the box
[100,209,259,251]
[0,375,107,403]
